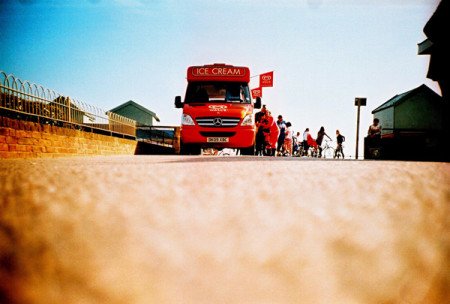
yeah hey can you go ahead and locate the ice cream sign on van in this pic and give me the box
[192,67,247,77]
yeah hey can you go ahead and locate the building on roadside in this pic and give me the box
[109,100,169,141]
[365,84,445,160]
[109,100,160,127]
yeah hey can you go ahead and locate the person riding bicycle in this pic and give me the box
[316,126,331,158]
[334,129,345,159]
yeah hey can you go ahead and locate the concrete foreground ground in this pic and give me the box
[0,156,449,303]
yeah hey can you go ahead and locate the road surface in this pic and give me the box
[1,156,449,303]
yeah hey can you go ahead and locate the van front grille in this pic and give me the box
[196,117,240,127]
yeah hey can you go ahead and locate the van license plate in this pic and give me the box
[207,137,229,143]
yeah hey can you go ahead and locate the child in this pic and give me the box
[284,122,293,156]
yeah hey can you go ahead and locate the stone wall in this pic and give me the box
[0,116,137,158]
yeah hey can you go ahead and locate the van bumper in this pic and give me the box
[181,125,256,148]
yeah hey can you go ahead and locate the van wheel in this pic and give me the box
[240,145,255,156]
[180,143,201,155]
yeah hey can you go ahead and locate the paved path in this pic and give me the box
[1,156,449,303]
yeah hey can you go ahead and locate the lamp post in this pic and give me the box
[355,97,366,160]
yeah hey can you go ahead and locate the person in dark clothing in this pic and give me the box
[255,105,267,124]
[254,105,267,155]
[276,115,286,155]
[334,129,345,159]
[316,126,331,158]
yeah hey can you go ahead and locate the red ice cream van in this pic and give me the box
[175,63,261,155]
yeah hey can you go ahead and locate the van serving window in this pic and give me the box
[185,82,251,104]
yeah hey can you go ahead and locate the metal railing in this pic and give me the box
[137,126,178,147]
[0,71,136,138]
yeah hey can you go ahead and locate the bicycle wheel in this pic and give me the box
[323,147,334,159]
[335,149,344,159]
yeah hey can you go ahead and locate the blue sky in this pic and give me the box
[0,0,440,157]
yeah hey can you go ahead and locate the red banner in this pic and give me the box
[251,87,262,99]
[259,71,274,87]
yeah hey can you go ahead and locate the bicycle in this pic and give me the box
[293,141,308,157]
[292,141,303,157]
[308,145,318,158]
[202,148,218,155]
[321,140,335,159]
[296,141,317,157]
[217,148,238,156]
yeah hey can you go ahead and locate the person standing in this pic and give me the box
[255,104,267,124]
[269,112,280,156]
[259,111,271,156]
[259,111,279,156]
[276,115,286,156]
[302,128,310,156]
[293,131,301,156]
[254,105,267,155]
[334,130,346,159]
[284,122,293,156]
[316,126,331,158]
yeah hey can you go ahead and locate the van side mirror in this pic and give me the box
[254,97,261,109]
[174,96,183,108]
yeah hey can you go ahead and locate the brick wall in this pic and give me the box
[0,117,137,158]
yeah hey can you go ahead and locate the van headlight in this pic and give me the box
[181,114,195,125]
[241,114,253,126]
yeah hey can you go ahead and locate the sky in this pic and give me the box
[0,0,441,157]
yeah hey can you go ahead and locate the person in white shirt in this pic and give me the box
[284,122,293,155]
[302,128,310,156]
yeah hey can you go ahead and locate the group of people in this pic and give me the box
[254,105,346,158]
[295,127,346,158]
[255,105,293,156]
[253,105,384,158]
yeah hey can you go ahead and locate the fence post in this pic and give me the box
[173,127,181,154]
[67,97,71,123]
[354,97,367,160]
[108,112,112,132]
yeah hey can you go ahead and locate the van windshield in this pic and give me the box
[185,82,251,104]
